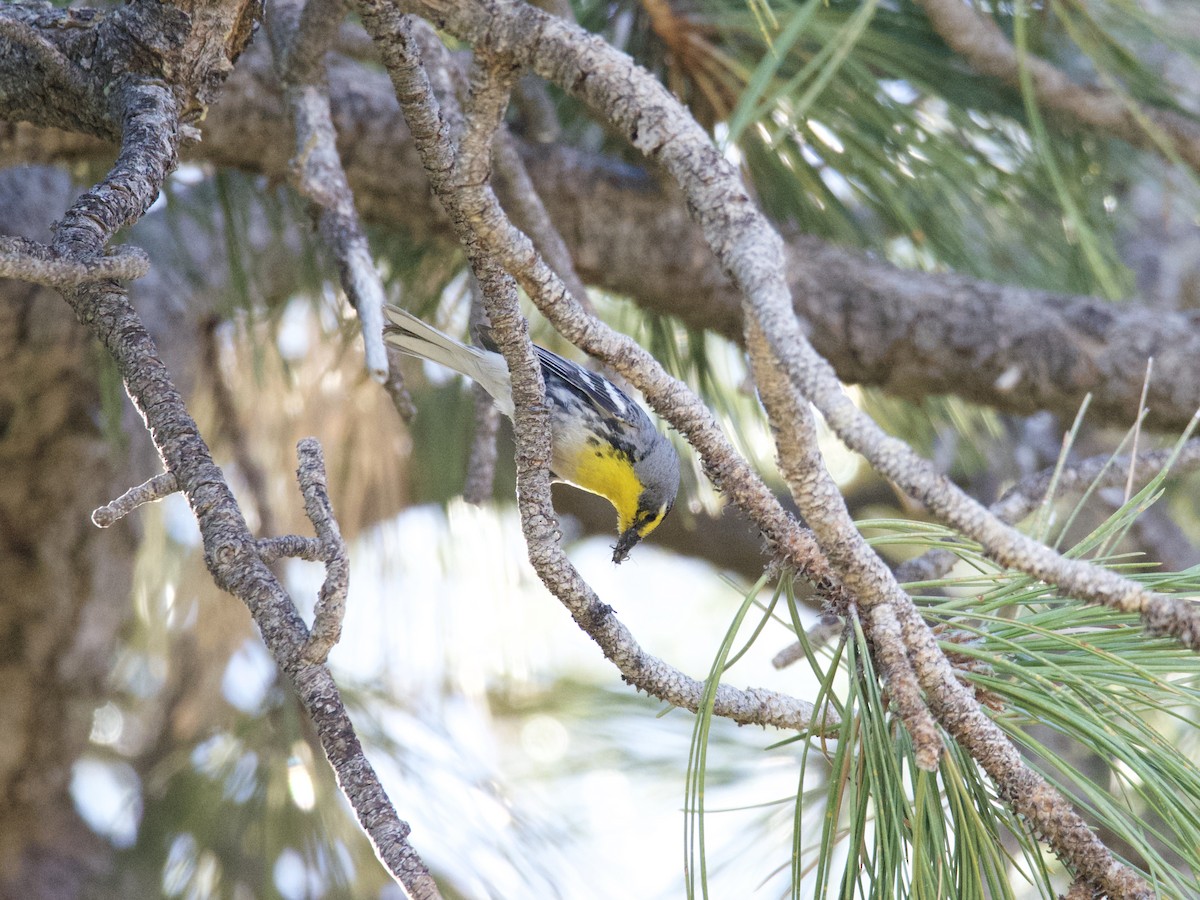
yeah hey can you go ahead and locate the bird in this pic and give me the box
[383,305,679,563]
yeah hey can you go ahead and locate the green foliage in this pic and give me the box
[574,0,1200,302]
[685,571,778,897]
[684,472,1200,897]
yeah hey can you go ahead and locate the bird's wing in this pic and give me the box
[534,345,647,431]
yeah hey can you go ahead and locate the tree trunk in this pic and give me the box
[0,168,138,898]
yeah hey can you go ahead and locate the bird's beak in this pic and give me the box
[612,526,643,564]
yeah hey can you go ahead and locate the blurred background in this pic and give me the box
[4,0,1200,896]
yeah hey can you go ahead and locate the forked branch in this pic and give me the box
[383,0,1173,891]
[359,2,840,734]
[28,5,440,893]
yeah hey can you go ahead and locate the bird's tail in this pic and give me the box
[383,305,511,408]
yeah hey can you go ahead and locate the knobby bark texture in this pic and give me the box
[5,25,1200,431]
[378,0,1183,892]
[2,0,1199,897]
[2,1,440,897]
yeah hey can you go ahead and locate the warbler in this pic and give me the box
[383,305,679,563]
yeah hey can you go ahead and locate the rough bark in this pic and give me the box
[2,1,1199,895]
[4,37,1200,431]
[3,1,441,894]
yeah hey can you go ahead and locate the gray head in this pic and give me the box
[613,433,680,564]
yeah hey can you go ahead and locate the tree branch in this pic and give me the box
[20,3,440,893]
[750,321,1151,894]
[992,438,1200,527]
[359,4,839,734]
[775,437,1200,668]
[91,472,180,527]
[492,130,593,314]
[398,0,1167,890]
[756,235,1151,890]
[425,0,1200,652]
[746,320,942,770]
[368,12,848,595]
[9,36,1200,431]
[267,0,390,382]
[293,438,350,664]
[0,236,149,286]
[914,0,1200,174]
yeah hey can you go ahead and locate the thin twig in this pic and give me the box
[994,437,1200,526]
[893,594,1151,897]
[493,132,593,313]
[277,0,348,83]
[251,442,350,671]
[257,534,325,563]
[295,438,349,664]
[0,236,149,286]
[463,383,502,504]
[757,337,1114,878]
[268,0,390,382]
[454,49,521,187]
[771,614,841,669]
[756,310,1141,880]
[455,61,514,505]
[92,473,180,527]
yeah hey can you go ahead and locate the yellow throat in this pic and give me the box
[567,444,646,535]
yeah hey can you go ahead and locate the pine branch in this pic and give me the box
[20,3,441,894]
[358,2,839,733]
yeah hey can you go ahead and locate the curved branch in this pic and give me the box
[746,320,942,771]
[267,0,390,382]
[362,5,838,734]
[23,4,441,893]
[748,321,1146,894]
[431,0,1200,651]
[401,0,1174,890]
